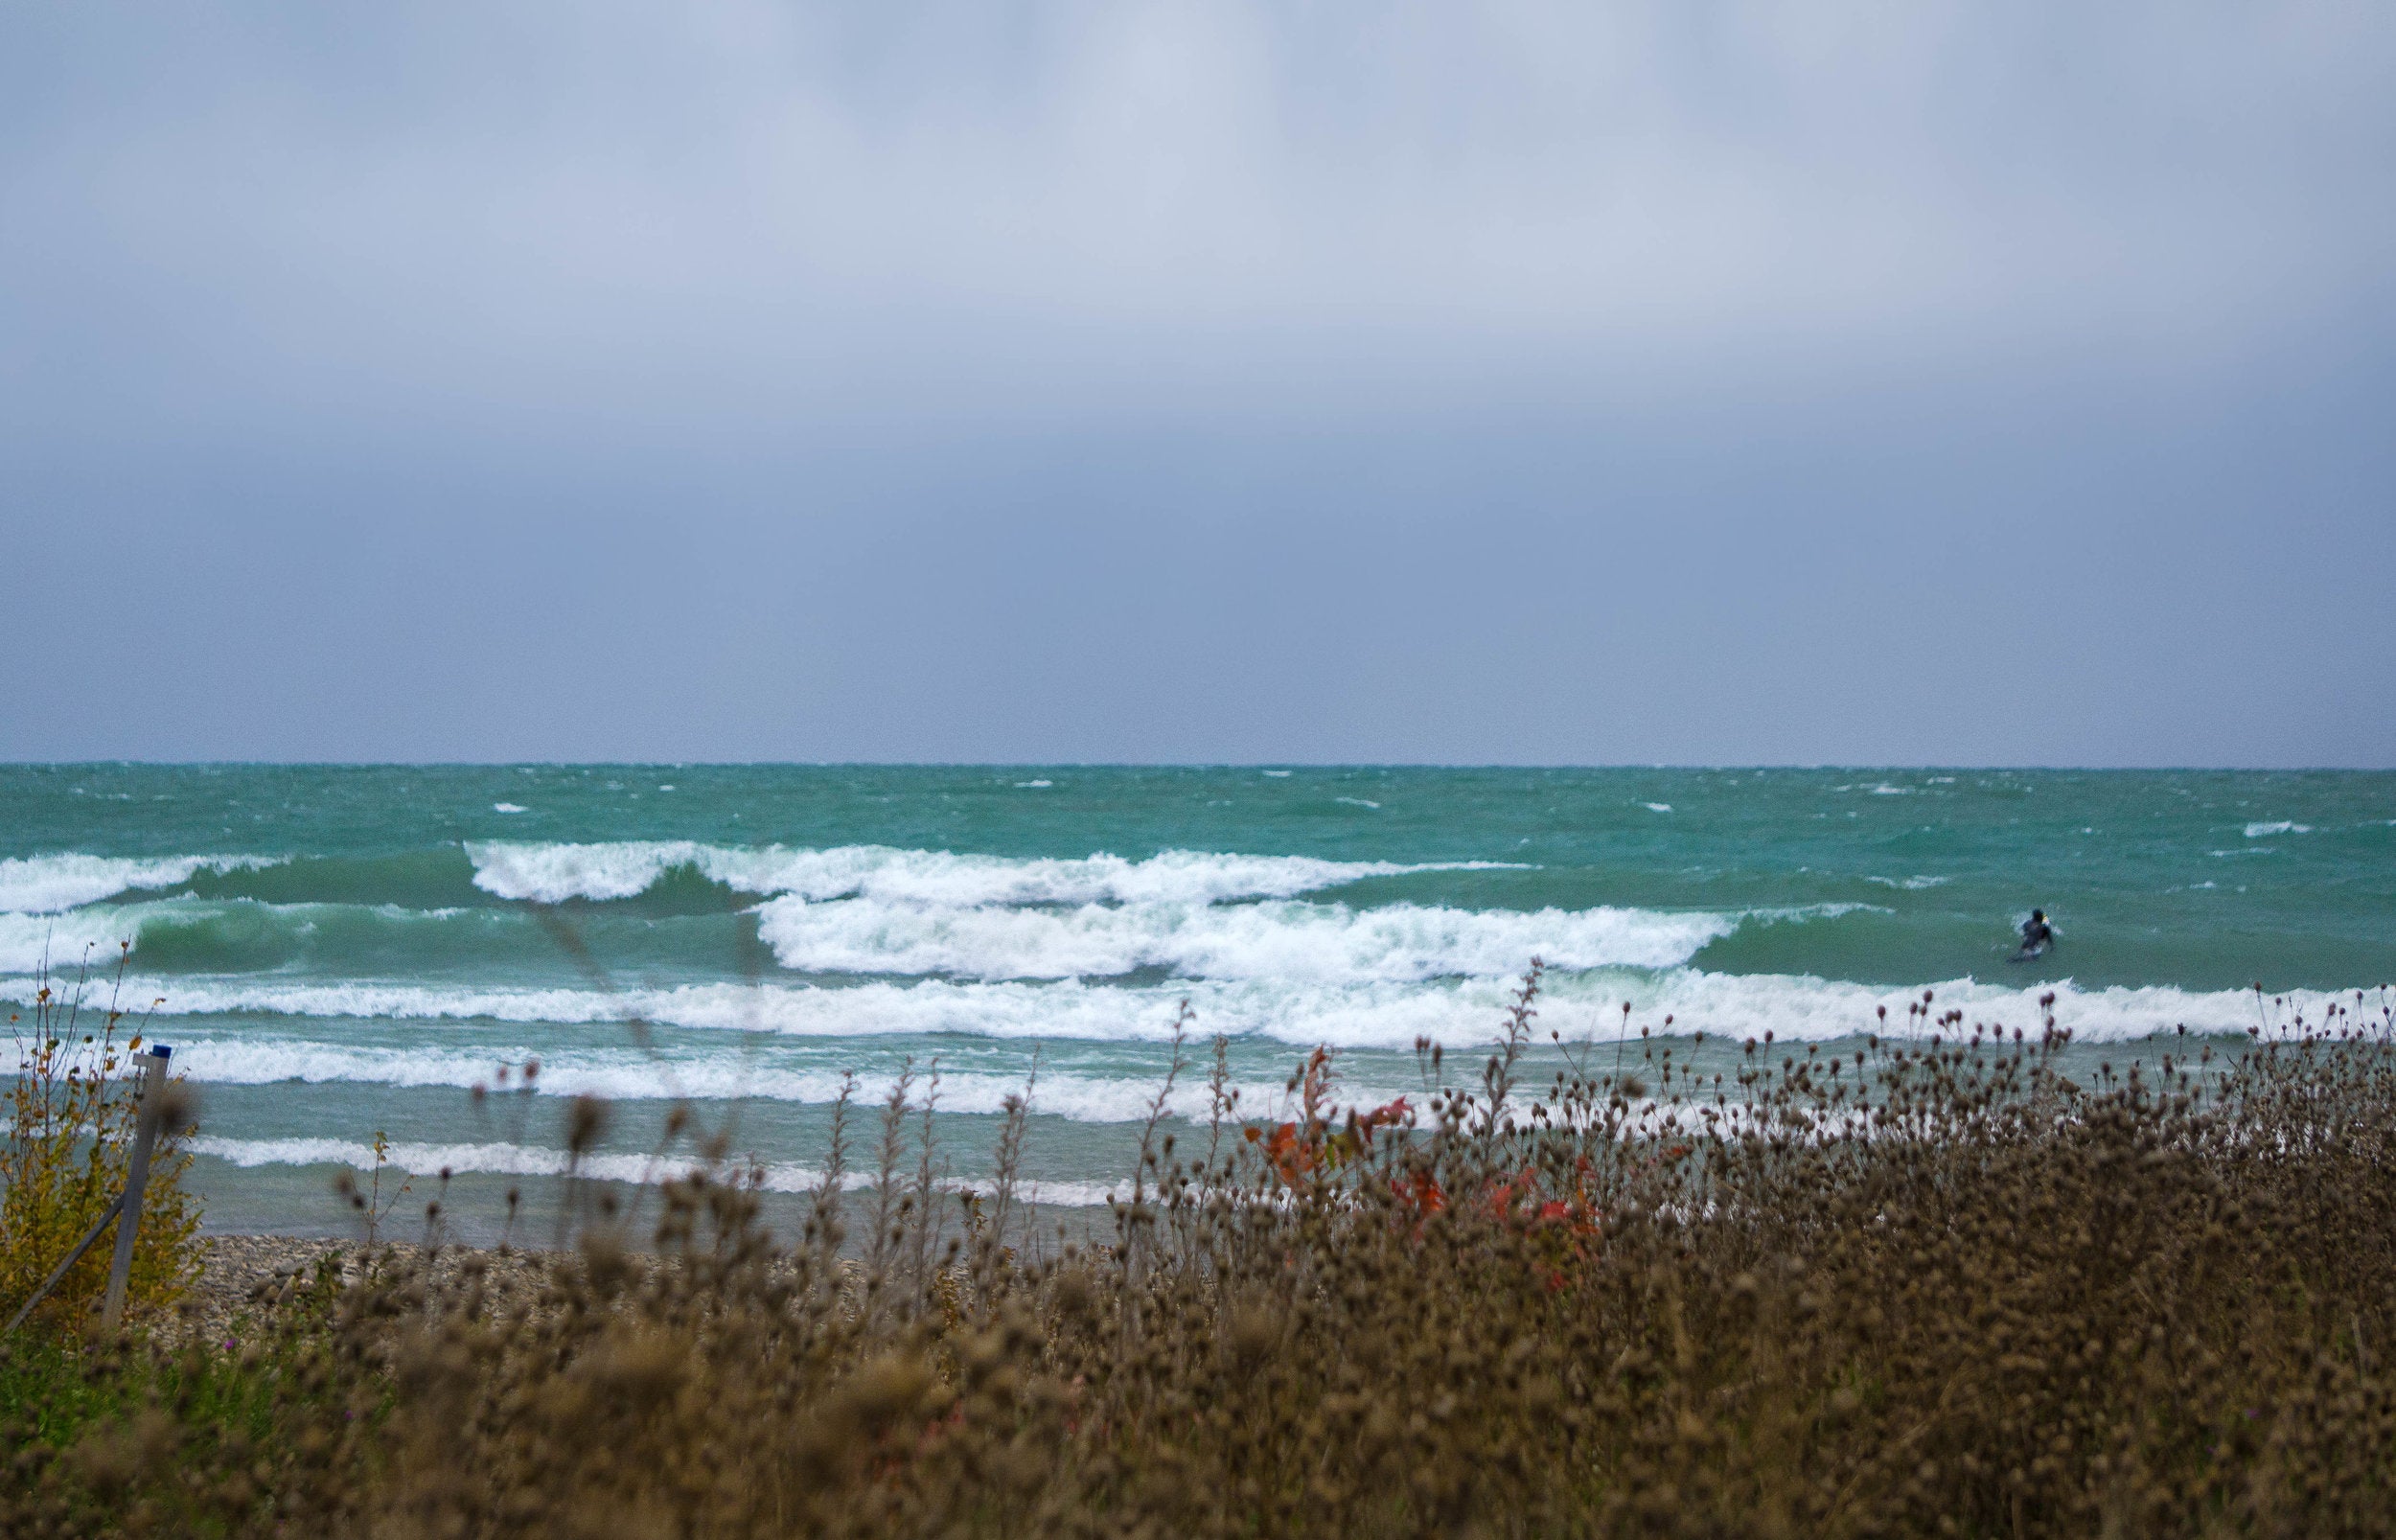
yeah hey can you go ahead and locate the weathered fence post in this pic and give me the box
[100,1044,173,1331]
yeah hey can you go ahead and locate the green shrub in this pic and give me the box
[2,953,201,1331]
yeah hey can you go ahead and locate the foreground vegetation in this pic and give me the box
[7,976,2396,1537]
[2,957,199,1330]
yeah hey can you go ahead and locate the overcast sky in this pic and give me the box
[4,2,2391,765]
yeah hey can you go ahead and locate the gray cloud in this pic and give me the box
[11,3,2391,425]
[3,3,2391,763]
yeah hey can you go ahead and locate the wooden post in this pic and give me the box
[100,1045,172,1332]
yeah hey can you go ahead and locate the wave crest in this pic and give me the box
[156,1038,1332,1123]
[755,895,1730,981]
[4,970,2348,1051]
[465,841,1522,907]
[0,853,286,915]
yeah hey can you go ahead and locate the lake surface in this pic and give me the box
[6,765,2389,1238]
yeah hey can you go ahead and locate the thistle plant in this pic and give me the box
[9,978,2396,1539]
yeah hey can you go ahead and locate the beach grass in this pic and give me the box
[5,977,2395,1536]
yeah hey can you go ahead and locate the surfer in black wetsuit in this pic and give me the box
[2016,909,2055,960]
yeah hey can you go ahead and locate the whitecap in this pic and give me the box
[1334,797,1381,810]
[0,853,286,915]
[1644,803,1672,814]
[1608,972,2360,1047]
[0,906,153,971]
[464,841,1524,908]
[3,970,1597,1049]
[2244,820,2309,838]
[160,1036,1377,1125]
[751,895,1734,982]
[493,803,529,815]
[16,969,2377,1056]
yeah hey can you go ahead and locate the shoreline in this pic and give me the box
[154,1234,555,1350]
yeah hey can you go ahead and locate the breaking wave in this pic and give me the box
[0,906,151,973]
[752,894,1735,981]
[3,971,2352,1052]
[465,841,1524,907]
[153,1038,1336,1124]
[0,853,287,915]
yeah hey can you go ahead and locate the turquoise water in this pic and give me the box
[5,766,2390,1238]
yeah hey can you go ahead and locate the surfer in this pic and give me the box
[2014,909,2055,961]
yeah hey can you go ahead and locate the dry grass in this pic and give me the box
[7,973,2396,1537]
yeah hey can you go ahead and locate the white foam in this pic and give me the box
[0,908,150,972]
[753,895,1734,981]
[2245,821,2309,838]
[465,841,1524,908]
[0,854,285,915]
[186,1136,1118,1206]
[1560,971,2344,1046]
[160,1036,1353,1123]
[0,966,1617,1050]
[0,973,1544,1047]
[1644,803,1672,814]
[8,965,2344,1053]
[494,803,529,815]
